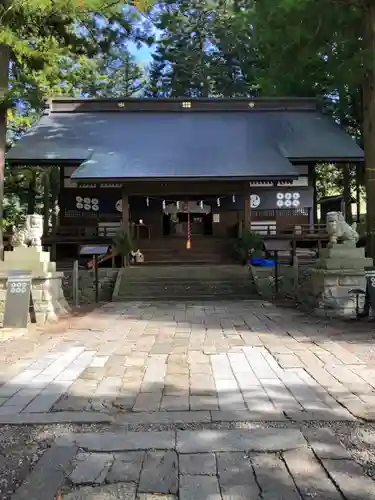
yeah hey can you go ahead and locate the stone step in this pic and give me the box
[118,284,257,292]
[121,276,252,286]
[114,295,258,301]
[116,286,258,300]
[115,265,257,300]
[121,265,249,276]
[118,290,257,298]
[142,258,230,267]
[118,283,256,290]
[56,428,306,452]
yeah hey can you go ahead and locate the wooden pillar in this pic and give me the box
[121,188,129,233]
[119,188,130,267]
[309,165,318,224]
[50,167,60,262]
[43,169,50,251]
[244,193,251,232]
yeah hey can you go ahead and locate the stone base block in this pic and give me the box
[316,258,373,271]
[299,268,367,319]
[320,244,364,259]
[0,247,56,274]
[317,244,373,271]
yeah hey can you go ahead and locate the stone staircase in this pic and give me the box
[136,237,235,265]
[113,265,259,301]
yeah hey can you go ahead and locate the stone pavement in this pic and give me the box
[2,300,375,498]
[0,300,375,422]
[9,428,375,499]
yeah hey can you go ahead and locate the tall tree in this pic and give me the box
[0,0,149,256]
[146,0,258,97]
[33,50,145,99]
[3,47,145,231]
[250,0,375,249]
[0,45,10,256]
[362,0,375,256]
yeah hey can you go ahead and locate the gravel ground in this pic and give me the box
[1,420,375,500]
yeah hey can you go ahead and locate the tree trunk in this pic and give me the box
[343,164,352,224]
[363,0,375,258]
[0,45,9,261]
[43,169,50,244]
[27,169,36,214]
[356,165,361,223]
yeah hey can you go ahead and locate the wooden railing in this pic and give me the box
[255,224,328,240]
[41,225,115,244]
[5,223,330,247]
[47,225,115,238]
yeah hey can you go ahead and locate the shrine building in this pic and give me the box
[6,97,363,265]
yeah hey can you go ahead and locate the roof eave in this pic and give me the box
[6,158,83,167]
[71,174,299,183]
[288,156,364,164]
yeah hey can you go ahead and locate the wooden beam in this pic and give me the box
[118,181,249,196]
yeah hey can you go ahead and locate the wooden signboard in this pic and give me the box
[263,239,291,253]
[3,270,33,328]
[79,246,108,303]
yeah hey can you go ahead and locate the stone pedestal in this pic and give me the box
[0,247,56,274]
[316,244,373,270]
[0,247,70,325]
[299,243,373,318]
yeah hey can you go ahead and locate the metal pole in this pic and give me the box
[274,251,279,294]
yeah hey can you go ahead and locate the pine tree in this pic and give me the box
[0,0,150,256]
[250,0,375,253]
[146,0,258,97]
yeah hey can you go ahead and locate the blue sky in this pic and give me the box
[126,7,159,66]
[128,41,154,65]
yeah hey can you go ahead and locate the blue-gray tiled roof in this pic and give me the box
[6,107,363,181]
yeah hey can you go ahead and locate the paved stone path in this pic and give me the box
[1,300,375,422]
[2,300,375,498]
[9,428,375,499]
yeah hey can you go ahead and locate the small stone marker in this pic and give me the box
[3,270,33,328]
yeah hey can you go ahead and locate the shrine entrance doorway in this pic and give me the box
[162,201,213,237]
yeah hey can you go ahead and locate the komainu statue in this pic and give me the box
[326,211,359,247]
[11,214,44,250]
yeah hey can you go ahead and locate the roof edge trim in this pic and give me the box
[48,97,318,114]
[71,175,299,183]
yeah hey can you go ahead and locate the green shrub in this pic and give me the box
[112,230,134,265]
[234,231,264,264]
